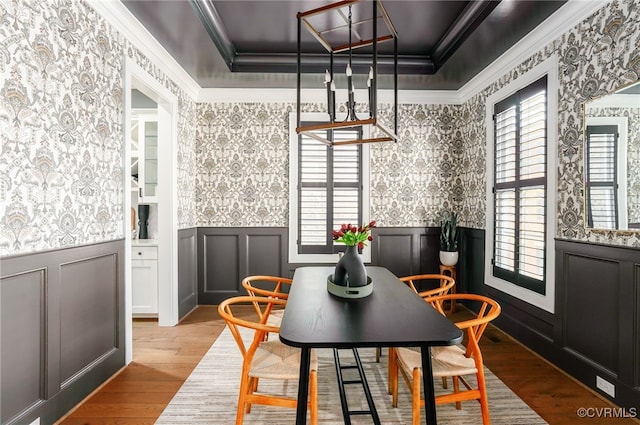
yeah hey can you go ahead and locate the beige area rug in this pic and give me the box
[157,327,547,424]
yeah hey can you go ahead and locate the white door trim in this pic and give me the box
[124,57,179,362]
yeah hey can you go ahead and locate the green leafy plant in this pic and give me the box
[332,221,377,250]
[440,212,458,252]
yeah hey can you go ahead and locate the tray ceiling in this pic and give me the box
[121,0,566,90]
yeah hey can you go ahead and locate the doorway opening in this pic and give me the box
[124,57,179,363]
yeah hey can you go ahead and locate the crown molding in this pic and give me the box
[88,0,200,100]
[458,0,608,102]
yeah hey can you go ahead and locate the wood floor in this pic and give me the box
[57,305,638,425]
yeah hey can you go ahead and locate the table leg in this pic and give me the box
[295,347,311,425]
[421,346,438,425]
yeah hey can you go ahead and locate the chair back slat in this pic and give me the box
[242,276,293,323]
[400,274,455,299]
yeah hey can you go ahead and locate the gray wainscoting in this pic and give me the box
[371,227,441,280]
[197,227,288,304]
[178,228,198,320]
[463,229,639,412]
[553,239,639,411]
[196,227,444,303]
[0,240,125,425]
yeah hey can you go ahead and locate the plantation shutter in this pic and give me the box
[493,75,547,294]
[585,125,618,229]
[298,126,362,254]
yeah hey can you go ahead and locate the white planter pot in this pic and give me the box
[439,251,459,266]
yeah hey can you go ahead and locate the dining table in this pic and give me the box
[279,266,463,425]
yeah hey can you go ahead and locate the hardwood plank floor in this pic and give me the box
[57,305,638,425]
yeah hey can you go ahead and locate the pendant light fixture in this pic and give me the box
[296,0,398,146]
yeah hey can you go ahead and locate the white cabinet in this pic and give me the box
[132,245,158,316]
[131,111,158,204]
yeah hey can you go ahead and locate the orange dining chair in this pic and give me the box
[390,293,501,425]
[384,274,456,393]
[218,296,318,425]
[242,275,293,328]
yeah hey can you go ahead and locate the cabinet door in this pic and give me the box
[131,111,158,203]
[142,119,158,201]
[132,258,158,316]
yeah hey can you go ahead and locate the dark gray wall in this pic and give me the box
[0,240,125,425]
[197,227,288,304]
[178,228,198,319]
[196,227,444,303]
[460,229,640,412]
[372,227,440,279]
[552,239,639,411]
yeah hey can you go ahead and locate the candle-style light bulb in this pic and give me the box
[367,68,374,118]
[325,69,332,117]
[346,63,353,94]
[331,81,336,91]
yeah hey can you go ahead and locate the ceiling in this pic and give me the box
[122,0,566,90]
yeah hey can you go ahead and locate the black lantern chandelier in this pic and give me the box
[296,0,398,146]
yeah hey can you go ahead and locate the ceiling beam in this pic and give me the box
[189,0,236,69]
[189,0,498,76]
[232,53,435,75]
[431,0,501,70]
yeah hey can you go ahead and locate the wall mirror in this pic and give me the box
[583,79,640,231]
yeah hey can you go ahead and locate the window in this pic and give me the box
[492,76,547,294]
[583,116,628,230]
[298,126,363,254]
[289,113,370,263]
[585,125,618,229]
[485,58,557,313]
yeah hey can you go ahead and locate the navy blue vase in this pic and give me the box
[333,245,367,287]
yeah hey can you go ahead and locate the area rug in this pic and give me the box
[157,327,547,424]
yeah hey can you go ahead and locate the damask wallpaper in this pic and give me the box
[195,101,462,228]
[2,0,639,257]
[0,0,197,256]
[458,0,640,246]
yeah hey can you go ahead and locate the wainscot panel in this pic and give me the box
[178,228,198,320]
[555,239,640,411]
[458,227,485,295]
[457,231,639,411]
[197,228,287,305]
[1,269,45,424]
[0,240,125,425]
[371,227,441,291]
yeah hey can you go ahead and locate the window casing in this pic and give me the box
[484,57,557,313]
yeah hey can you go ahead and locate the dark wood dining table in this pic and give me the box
[279,266,463,425]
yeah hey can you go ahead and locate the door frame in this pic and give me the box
[124,57,179,362]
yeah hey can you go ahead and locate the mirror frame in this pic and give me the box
[582,78,640,233]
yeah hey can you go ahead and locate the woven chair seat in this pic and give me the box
[265,309,284,327]
[395,346,477,379]
[250,340,318,380]
[389,294,501,425]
